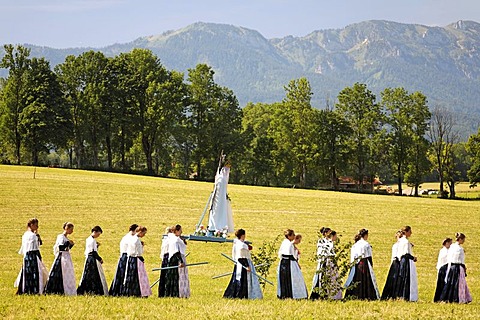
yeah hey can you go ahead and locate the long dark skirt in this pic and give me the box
[17,251,42,295]
[77,255,104,295]
[439,264,472,303]
[121,256,141,297]
[223,258,249,299]
[381,258,400,300]
[392,254,414,300]
[345,257,378,300]
[278,255,294,299]
[165,252,182,297]
[45,254,64,295]
[109,253,128,296]
[158,253,169,297]
[433,264,448,302]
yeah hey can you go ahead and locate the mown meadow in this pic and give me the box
[0,165,479,319]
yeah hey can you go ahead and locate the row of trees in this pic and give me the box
[1,45,479,197]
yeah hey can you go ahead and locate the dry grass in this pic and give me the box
[0,165,479,319]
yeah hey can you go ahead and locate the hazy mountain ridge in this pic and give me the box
[1,20,480,131]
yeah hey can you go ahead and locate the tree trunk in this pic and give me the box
[397,164,402,196]
[142,135,154,175]
[105,135,112,169]
[449,180,456,199]
[15,128,21,165]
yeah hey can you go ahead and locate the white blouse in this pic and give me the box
[53,233,71,256]
[18,231,40,256]
[278,238,294,258]
[119,232,133,254]
[447,242,465,264]
[126,235,143,257]
[391,241,399,261]
[168,234,186,259]
[395,237,413,259]
[232,238,251,260]
[84,236,98,257]
[436,247,449,270]
[160,235,170,258]
[350,238,372,263]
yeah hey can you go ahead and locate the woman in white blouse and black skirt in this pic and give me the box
[15,218,48,294]
[45,222,76,295]
[439,233,472,303]
[77,226,108,295]
[223,228,262,299]
[433,237,452,302]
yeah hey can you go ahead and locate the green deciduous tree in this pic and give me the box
[466,127,480,187]
[20,57,70,165]
[187,64,242,180]
[0,44,31,164]
[336,83,384,191]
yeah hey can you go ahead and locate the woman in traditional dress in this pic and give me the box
[158,226,173,297]
[344,228,379,300]
[277,229,308,299]
[310,228,342,300]
[121,226,152,297]
[433,237,452,302]
[391,225,418,301]
[45,222,76,295]
[165,224,190,298]
[223,229,262,299]
[109,223,138,296]
[77,226,108,295]
[15,218,48,294]
[293,234,303,268]
[439,233,472,303]
[381,230,403,300]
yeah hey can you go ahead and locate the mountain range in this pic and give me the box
[2,20,480,134]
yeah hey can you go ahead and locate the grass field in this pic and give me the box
[0,165,479,319]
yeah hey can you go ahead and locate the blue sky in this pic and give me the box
[1,0,479,48]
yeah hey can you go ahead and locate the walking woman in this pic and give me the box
[122,226,152,297]
[381,230,403,300]
[439,233,472,303]
[433,237,452,302]
[109,224,138,296]
[277,229,308,299]
[77,226,108,295]
[15,218,48,294]
[310,228,342,300]
[223,229,262,299]
[392,225,418,301]
[45,222,76,295]
[344,228,379,300]
[165,225,190,298]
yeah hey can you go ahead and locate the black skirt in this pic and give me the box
[391,254,414,300]
[223,258,249,299]
[45,253,64,295]
[345,257,378,300]
[17,250,42,295]
[109,253,128,296]
[381,258,400,300]
[278,255,294,299]
[77,254,104,295]
[158,253,169,297]
[434,264,448,302]
[439,263,464,303]
[121,256,141,297]
[165,252,183,297]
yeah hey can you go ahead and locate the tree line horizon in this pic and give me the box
[1,44,480,198]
